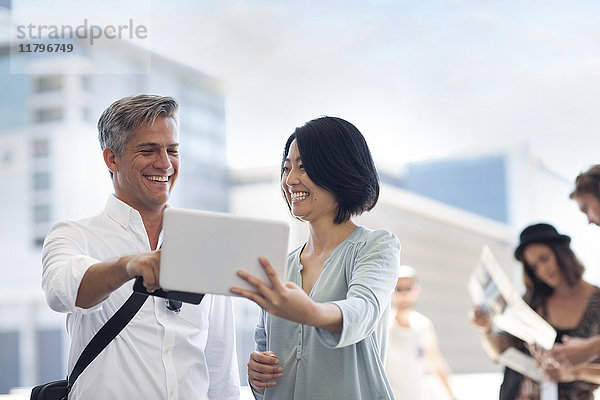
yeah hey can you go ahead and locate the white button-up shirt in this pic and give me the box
[42,195,240,400]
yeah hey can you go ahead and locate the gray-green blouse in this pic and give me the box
[253,226,400,400]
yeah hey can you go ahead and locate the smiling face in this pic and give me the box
[281,139,338,224]
[523,243,564,288]
[104,116,179,214]
[574,193,600,227]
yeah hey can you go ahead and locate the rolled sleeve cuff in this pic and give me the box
[48,255,103,314]
[314,300,345,348]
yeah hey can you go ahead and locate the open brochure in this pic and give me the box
[497,349,558,400]
[498,347,544,381]
[498,348,558,400]
[469,246,559,399]
[468,246,557,350]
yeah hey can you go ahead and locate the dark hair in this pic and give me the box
[281,116,379,224]
[521,241,585,310]
[570,165,600,201]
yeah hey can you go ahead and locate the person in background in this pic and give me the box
[570,165,600,227]
[542,165,600,372]
[41,95,240,399]
[230,116,401,399]
[386,265,457,400]
[471,223,600,400]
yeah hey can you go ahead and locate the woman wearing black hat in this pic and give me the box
[471,223,600,400]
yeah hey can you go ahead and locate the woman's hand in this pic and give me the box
[247,351,282,394]
[527,342,581,383]
[543,363,577,382]
[548,335,599,367]
[230,257,342,331]
[469,306,492,333]
[231,257,319,325]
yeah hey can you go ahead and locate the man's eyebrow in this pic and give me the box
[135,142,179,148]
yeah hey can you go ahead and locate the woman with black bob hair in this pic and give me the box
[471,223,600,400]
[231,116,400,399]
[280,116,380,224]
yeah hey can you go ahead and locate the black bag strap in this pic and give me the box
[67,291,148,389]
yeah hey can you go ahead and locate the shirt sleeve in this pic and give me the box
[248,309,267,400]
[254,309,267,353]
[41,221,103,314]
[315,229,401,348]
[205,295,241,400]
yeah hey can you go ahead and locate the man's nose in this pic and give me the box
[154,149,172,169]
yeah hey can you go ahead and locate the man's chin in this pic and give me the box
[146,193,170,207]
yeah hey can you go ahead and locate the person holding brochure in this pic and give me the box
[471,223,600,400]
[230,116,401,399]
[41,95,240,399]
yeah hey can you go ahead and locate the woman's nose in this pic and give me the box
[285,169,300,186]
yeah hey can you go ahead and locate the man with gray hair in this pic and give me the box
[41,94,240,399]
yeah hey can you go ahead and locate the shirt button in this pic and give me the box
[165,348,170,353]
[170,390,174,396]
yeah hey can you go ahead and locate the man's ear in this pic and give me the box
[103,147,118,174]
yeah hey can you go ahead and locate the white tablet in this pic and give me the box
[159,207,290,296]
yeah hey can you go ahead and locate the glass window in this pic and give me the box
[33,204,51,223]
[0,56,29,129]
[0,331,20,394]
[82,107,91,122]
[32,139,50,158]
[34,75,63,92]
[33,171,50,190]
[0,149,12,166]
[36,329,65,383]
[34,108,63,122]
[81,75,91,91]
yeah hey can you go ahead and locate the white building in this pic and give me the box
[0,36,228,391]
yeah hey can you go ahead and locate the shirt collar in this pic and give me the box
[104,194,144,230]
[103,195,170,247]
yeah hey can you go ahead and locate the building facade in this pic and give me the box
[0,37,228,392]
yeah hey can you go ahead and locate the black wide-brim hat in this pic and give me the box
[514,223,571,261]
